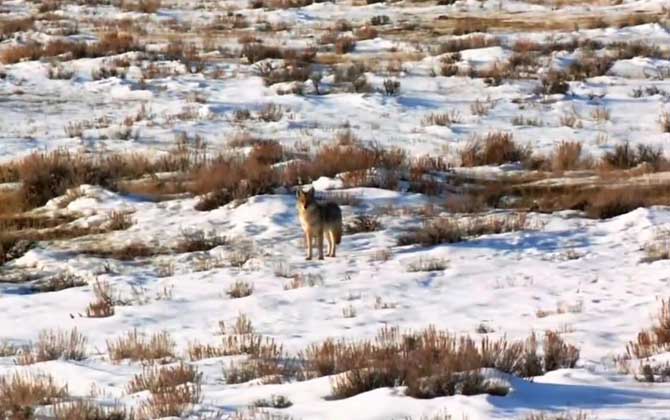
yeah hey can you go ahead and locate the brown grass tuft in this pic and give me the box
[626,299,670,359]
[17,328,87,365]
[0,373,69,419]
[85,279,116,318]
[53,400,135,420]
[460,132,531,167]
[127,362,202,394]
[398,213,530,247]
[227,280,254,298]
[107,329,175,363]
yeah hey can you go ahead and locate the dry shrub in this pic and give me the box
[106,211,133,231]
[0,42,42,64]
[345,214,382,234]
[175,230,229,253]
[85,279,116,318]
[36,272,87,293]
[583,189,646,219]
[13,151,175,210]
[397,213,530,247]
[249,140,284,165]
[107,329,175,363]
[406,257,448,272]
[83,242,157,261]
[0,373,68,420]
[626,299,670,359]
[258,103,284,122]
[138,383,201,420]
[0,17,34,39]
[437,35,499,54]
[422,110,462,127]
[524,412,593,420]
[241,44,283,63]
[567,53,614,80]
[227,280,254,298]
[543,331,580,371]
[253,395,292,409]
[354,25,378,41]
[601,142,665,170]
[300,326,578,399]
[17,328,87,365]
[460,132,531,167]
[53,400,134,420]
[642,230,670,263]
[335,36,356,54]
[195,139,403,211]
[538,71,569,95]
[452,18,490,36]
[660,111,670,133]
[550,141,591,172]
[283,273,323,290]
[121,0,162,13]
[127,362,202,394]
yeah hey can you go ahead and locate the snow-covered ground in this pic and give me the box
[2,0,670,418]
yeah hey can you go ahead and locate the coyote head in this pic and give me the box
[296,187,315,209]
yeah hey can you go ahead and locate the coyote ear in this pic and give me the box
[296,188,302,198]
[308,187,315,196]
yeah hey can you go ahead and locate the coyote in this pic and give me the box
[296,187,343,260]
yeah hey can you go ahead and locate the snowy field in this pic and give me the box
[2,0,670,419]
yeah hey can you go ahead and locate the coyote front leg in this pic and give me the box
[305,229,313,260]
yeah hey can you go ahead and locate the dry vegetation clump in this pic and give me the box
[537,71,570,95]
[253,394,293,409]
[283,272,324,289]
[138,382,201,420]
[601,142,665,170]
[460,132,532,167]
[1,32,142,64]
[107,329,175,363]
[53,400,135,420]
[550,141,592,172]
[335,36,356,54]
[660,111,670,133]
[227,280,254,298]
[625,299,670,360]
[397,213,530,247]
[36,272,87,293]
[406,257,448,272]
[195,138,404,211]
[127,362,202,394]
[0,372,69,420]
[300,326,578,399]
[642,230,670,263]
[175,230,230,253]
[120,0,162,13]
[0,17,34,40]
[12,151,182,210]
[82,242,158,261]
[17,328,87,365]
[85,279,116,318]
[422,110,462,127]
[344,214,382,234]
[106,211,134,231]
[523,412,594,420]
[436,35,499,54]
